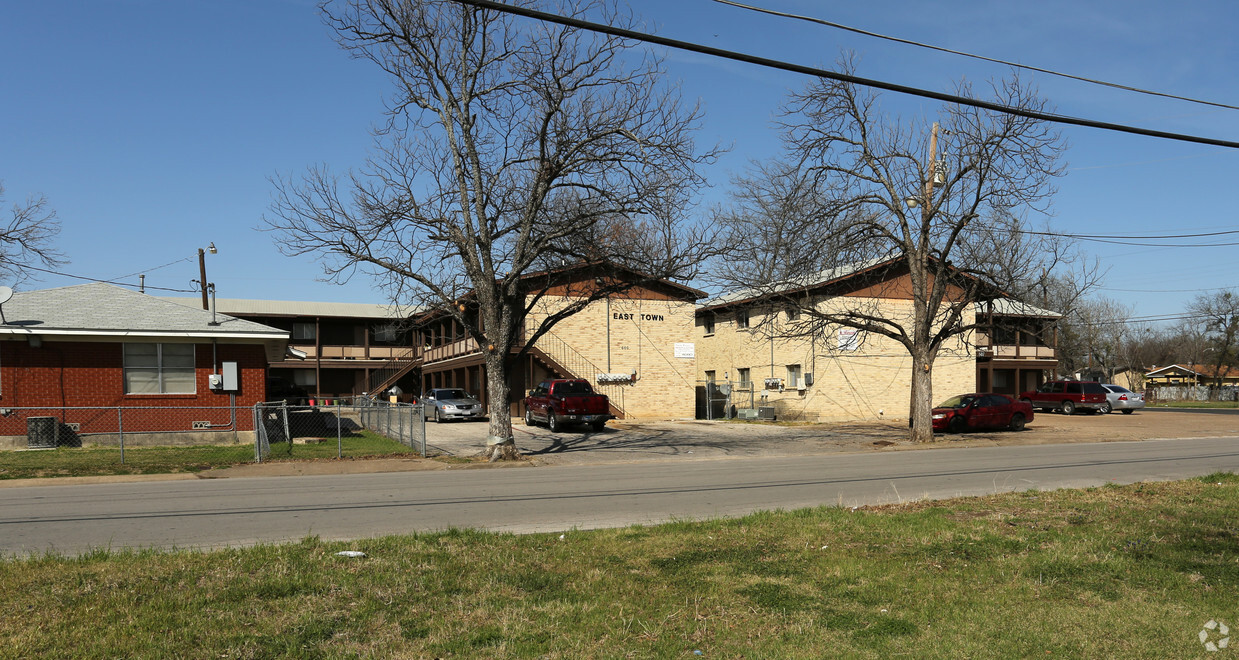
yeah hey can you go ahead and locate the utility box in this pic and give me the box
[27,417,58,449]
[222,361,239,391]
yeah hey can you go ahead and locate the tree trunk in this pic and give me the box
[484,353,519,461]
[908,354,935,443]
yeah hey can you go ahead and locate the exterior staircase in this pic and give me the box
[528,329,627,419]
[367,354,421,397]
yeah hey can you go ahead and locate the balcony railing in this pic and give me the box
[291,345,416,361]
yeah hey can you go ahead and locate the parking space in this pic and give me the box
[421,409,1239,466]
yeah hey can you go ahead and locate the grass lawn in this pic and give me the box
[3,474,1238,657]
[0,431,418,480]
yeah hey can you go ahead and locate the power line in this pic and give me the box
[1100,286,1234,294]
[21,264,197,293]
[711,0,1239,112]
[448,0,1239,149]
[111,256,192,282]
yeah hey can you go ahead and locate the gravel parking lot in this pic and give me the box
[423,408,1239,467]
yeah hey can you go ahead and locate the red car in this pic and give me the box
[932,393,1033,433]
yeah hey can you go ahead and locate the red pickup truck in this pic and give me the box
[524,379,612,432]
[1019,380,1109,415]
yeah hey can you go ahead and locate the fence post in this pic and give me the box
[336,399,342,460]
[117,407,124,465]
[419,404,426,457]
[253,405,262,463]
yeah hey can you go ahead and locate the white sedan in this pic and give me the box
[1100,384,1145,414]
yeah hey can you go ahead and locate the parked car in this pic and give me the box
[1019,380,1108,415]
[524,379,612,432]
[1100,384,1145,414]
[421,388,486,422]
[933,393,1033,433]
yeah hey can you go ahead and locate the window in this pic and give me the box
[737,368,750,388]
[705,370,716,384]
[703,316,715,335]
[735,310,749,329]
[373,323,399,343]
[124,343,196,394]
[786,364,801,388]
[292,322,316,342]
[786,306,800,321]
[292,369,317,388]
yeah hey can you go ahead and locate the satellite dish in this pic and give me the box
[0,286,11,325]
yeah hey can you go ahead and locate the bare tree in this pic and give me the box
[712,60,1071,442]
[265,0,717,459]
[1060,296,1132,380]
[0,181,65,283]
[1185,289,1239,395]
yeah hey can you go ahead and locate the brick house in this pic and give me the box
[0,283,288,440]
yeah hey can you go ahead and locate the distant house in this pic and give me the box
[1145,364,1239,387]
[0,283,288,444]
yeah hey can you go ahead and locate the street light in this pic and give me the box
[197,242,217,310]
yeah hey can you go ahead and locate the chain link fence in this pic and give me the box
[0,398,425,479]
[0,405,258,477]
[255,397,425,462]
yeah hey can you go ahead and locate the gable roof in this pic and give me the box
[1146,364,1239,379]
[0,284,289,359]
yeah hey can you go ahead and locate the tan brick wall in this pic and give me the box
[528,295,697,420]
[696,299,975,422]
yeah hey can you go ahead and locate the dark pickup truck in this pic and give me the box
[523,379,612,432]
[1019,380,1108,415]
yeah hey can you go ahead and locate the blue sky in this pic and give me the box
[3,0,1237,322]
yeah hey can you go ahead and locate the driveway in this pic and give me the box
[421,408,1239,467]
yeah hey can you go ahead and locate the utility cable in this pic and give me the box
[20,264,198,293]
[448,0,1239,149]
[711,0,1239,112]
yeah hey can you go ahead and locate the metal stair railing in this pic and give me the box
[529,325,627,419]
[367,352,420,396]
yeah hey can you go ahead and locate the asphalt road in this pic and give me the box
[2,435,1238,556]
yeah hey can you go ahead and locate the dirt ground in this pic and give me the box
[185,408,1239,480]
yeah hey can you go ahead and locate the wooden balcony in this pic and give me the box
[980,344,1056,359]
[291,344,417,361]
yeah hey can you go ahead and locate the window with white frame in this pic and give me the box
[124,343,196,394]
[737,367,751,389]
[786,364,801,388]
[735,310,749,329]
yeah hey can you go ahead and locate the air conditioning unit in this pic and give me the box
[735,408,760,419]
[757,407,776,420]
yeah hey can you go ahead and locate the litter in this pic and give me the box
[335,551,366,558]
